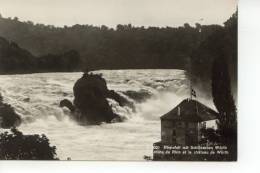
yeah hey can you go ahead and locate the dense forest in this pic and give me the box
[0,14,223,70]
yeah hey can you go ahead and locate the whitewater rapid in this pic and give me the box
[0,69,215,160]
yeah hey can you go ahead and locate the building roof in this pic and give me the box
[161,98,218,122]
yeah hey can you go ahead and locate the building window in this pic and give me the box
[172,130,176,136]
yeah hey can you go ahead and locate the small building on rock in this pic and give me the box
[153,98,219,160]
[159,98,218,146]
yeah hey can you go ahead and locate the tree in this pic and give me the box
[0,128,58,160]
[211,56,237,159]
[184,23,191,29]
[190,11,237,96]
[200,127,220,144]
[13,17,19,21]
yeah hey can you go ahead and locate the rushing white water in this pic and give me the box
[0,69,215,160]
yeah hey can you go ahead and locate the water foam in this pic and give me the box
[0,70,210,160]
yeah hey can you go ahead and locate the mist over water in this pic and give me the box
[0,69,215,160]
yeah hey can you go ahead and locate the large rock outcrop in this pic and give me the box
[0,94,21,128]
[60,73,133,125]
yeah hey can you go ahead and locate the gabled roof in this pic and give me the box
[161,98,218,122]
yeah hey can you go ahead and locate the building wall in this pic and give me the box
[175,121,186,145]
[161,120,187,145]
[161,120,174,143]
[185,122,199,145]
[161,119,200,145]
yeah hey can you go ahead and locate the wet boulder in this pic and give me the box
[107,90,135,111]
[72,73,120,124]
[60,99,75,112]
[0,94,22,129]
[122,90,152,103]
[60,72,135,125]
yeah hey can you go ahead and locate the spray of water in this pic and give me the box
[0,70,214,160]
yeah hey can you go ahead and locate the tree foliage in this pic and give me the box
[0,128,58,160]
[211,12,237,142]
[190,11,237,96]
[211,56,237,160]
[0,15,222,70]
[0,36,81,74]
[200,127,220,144]
[212,56,237,140]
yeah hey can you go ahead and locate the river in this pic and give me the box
[0,69,214,160]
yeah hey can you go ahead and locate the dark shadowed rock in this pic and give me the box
[60,99,75,112]
[23,97,30,102]
[0,94,22,129]
[107,90,135,111]
[122,90,152,103]
[72,73,119,124]
[60,72,135,125]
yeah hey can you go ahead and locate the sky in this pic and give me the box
[0,0,237,28]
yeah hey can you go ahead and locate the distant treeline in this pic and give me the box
[0,14,223,70]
